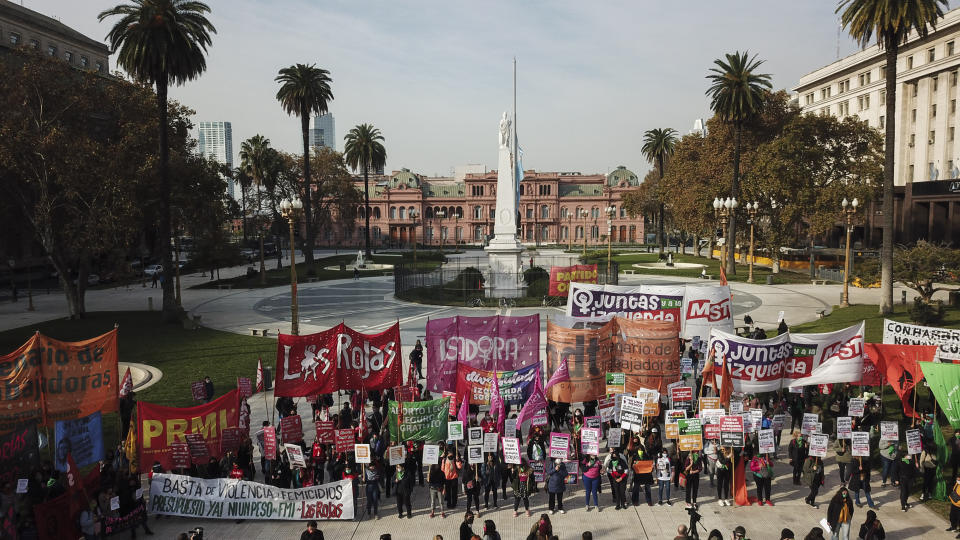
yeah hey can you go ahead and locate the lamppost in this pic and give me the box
[435,210,446,252]
[745,201,759,283]
[580,209,588,256]
[409,209,419,265]
[840,197,859,308]
[280,197,303,335]
[713,197,738,274]
[606,206,615,281]
[567,213,573,251]
[173,232,182,306]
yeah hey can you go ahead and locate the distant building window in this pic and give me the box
[95,61,104,73]
[880,90,886,105]
[907,56,914,69]
[928,48,935,62]
[540,205,549,219]
[909,164,915,180]
[526,207,533,219]
[951,127,956,141]
[9,32,20,45]
[953,71,959,87]
[29,38,39,49]
[538,184,551,196]
[47,45,56,56]
[910,133,916,146]
[934,76,939,92]
[64,51,73,62]
[930,130,936,144]
[912,109,917,122]
[879,116,885,129]
[949,41,956,56]
[591,207,599,219]
[911,83,918,97]
[953,99,957,114]
[471,185,483,196]
[80,56,88,67]
[805,93,814,105]
[932,104,937,117]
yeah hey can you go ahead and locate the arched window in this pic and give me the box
[591,225,599,239]
[358,207,365,219]
[372,227,381,240]
[456,206,463,218]
[399,207,406,219]
[560,226,567,239]
[560,207,568,218]
[424,207,433,219]
[474,226,483,240]
[576,206,584,218]
[591,207,599,219]
[474,206,483,219]
[373,207,381,219]
[629,225,637,242]
[540,225,549,240]
[389,206,397,219]
[408,206,415,218]
[540,205,549,219]
[576,226,583,239]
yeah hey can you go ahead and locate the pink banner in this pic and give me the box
[426,315,540,393]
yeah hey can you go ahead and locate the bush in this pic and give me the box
[453,267,485,292]
[909,298,945,325]
[523,266,549,297]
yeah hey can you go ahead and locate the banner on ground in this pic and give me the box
[149,474,354,520]
[54,411,103,471]
[137,390,240,472]
[275,323,402,397]
[548,264,598,296]
[920,362,960,429]
[426,315,540,393]
[883,319,960,362]
[387,398,450,442]
[0,329,119,432]
[454,363,539,405]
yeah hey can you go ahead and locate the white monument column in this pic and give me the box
[484,111,526,298]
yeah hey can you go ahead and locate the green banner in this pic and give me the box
[921,362,960,429]
[388,398,450,442]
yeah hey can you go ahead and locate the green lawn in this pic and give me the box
[786,303,960,341]
[580,251,813,284]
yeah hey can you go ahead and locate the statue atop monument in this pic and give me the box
[499,111,512,149]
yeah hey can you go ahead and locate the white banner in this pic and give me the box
[502,437,521,464]
[149,474,354,520]
[883,319,960,362]
[682,285,734,341]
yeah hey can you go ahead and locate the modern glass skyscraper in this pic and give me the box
[308,113,335,151]
[197,121,234,198]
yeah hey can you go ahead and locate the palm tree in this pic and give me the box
[275,64,333,273]
[240,134,273,283]
[705,51,772,274]
[235,167,252,242]
[99,0,215,322]
[641,128,678,256]
[838,0,947,314]
[344,124,387,257]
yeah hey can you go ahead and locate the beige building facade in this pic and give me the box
[0,0,109,73]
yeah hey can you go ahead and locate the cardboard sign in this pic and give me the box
[191,381,206,401]
[354,444,371,464]
[503,437,522,464]
[880,421,899,442]
[531,460,545,483]
[284,443,306,468]
[847,398,865,417]
[237,377,252,399]
[565,460,580,485]
[423,444,441,464]
[585,415,602,430]
[262,427,277,460]
[681,358,694,376]
[699,397,721,411]
[851,431,870,457]
[836,417,852,439]
[388,445,406,466]
[670,385,693,404]
[665,422,680,439]
[809,434,828,458]
[748,409,763,432]
[677,418,702,451]
[599,397,616,422]
[550,433,571,459]
[171,442,191,469]
[605,372,626,395]
[729,401,743,414]
[742,413,754,434]
[468,445,484,464]
[468,427,484,446]
[720,416,744,447]
[315,420,334,444]
[219,427,242,455]
[447,421,464,441]
[906,429,922,455]
[704,423,720,440]
[619,396,645,431]
[16,479,27,494]
[505,418,518,436]
[801,413,819,436]
[758,429,776,454]
[772,414,785,431]
[580,427,601,455]
[280,415,304,443]
[483,432,499,453]
[607,427,622,448]
[335,429,354,454]
[185,433,209,459]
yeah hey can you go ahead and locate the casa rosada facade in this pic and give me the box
[317,166,646,248]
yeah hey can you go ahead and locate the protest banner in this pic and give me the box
[423,444,440,464]
[280,415,304,443]
[531,460,546,483]
[619,396,645,432]
[137,390,240,472]
[565,283,684,333]
[388,445,406,466]
[550,433,571,459]
[262,427,277,460]
[682,285,734,342]
[699,397,721,412]
[883,319,960,362]
[704,422,720,441]
[185,433,208,459]
[455,363,539,405]
[580,427,600,455]
[605,372,626,395]
[851,431,871,457]
[354,444,371,464]
[468,445,483,464]
[285,444,306,468]
[837,417,852,439]
[613,317,682,394]
[237,377,252,399]
[426,315,540,393]
[809,434,828,458]
[772,414,785,431]
[0,329,119,432]
[545,319,612,403]
[729,401,743,414]
[749,409,763,432]
[315,420,334,444]
[847,398,865,417]
[503,437,521,464]
[532,411,548,426]
[483,432,499,453]
[880,421,899,442]
[447,421,464,441]
[585,415,602,430]
[442,391,458,416]
[0,423,39,487]
[670,386,694,410]
[387,398,450,442]
[335,429,354,454]
[468,427,484,446]
[150,474,355,520]
[758,429,776,454]
[742,412,754,434]
[801,413,819,436]
[677,419,702,451]
[681,358,694,376]
[599,397,616,422]
[219,427,242,455]
[549,264,599,296]
[921,362,960,428]
[607,427,622,448]
[54,412,103,471]
[275,322,402,397]
[505,418,518,436]
[191,382,206,401]
[906,429,922,455]
[102,501,147,536]
[171,442,191,469]
[665,422,679,439]
[720,416,744,447]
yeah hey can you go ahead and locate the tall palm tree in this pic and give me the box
[838,0,948,314]
[275,64,333,272]
[240,135,272,283]
[641,128,678,256]
[343,124,387,257]
[99,0,215,322]
[235,167,252,242]
[705,51,772,274]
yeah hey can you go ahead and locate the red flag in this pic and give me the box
[256,357,264,393]
[544,357,570,390]
[719,355,733,407]
[700,354,716,391]
[864,343,937,419]
[119,367,133,398]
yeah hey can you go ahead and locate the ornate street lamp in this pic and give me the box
[840,197,859,308]
[606,206,616,282]
[280,197,303,335]
[713,197,738,274]
[409,209,420,265]
[745,201,759,283]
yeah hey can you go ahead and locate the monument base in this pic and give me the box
[484,239,527,299]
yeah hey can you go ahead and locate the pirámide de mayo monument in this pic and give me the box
[483,111,527,298]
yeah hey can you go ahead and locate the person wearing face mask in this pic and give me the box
[443,452,463,509]
[603,449,628,510]
[545,458,567,514]
[947,475,960,535]
[826,487,854,540]
[657,450,673,506]
[684,450,703,508]
[580,454,602,511]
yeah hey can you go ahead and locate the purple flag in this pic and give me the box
[490,374,506,434]
[457,394,470,424]
[516,374,547,427]
[544,357,570,390]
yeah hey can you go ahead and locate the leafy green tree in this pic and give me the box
[234,167,252,242]
[652,134,717,257]
[344,124,387,257]
[855,241,959,303]
[240,134,276,282]
[838,0,948,314]
[641,128,678,255]
[275,64,334,272]
[705,51,772,274]
[309,147,362,242]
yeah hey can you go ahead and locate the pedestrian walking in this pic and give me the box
[826,487,854,540]
[526,513,552,540]
[482,519,501,540]
[459,511,475,540]
[947,475,960,533]
[803,455,824,508]
[857,510,885,540]
[920,442,939,501]
[848,457,876,509]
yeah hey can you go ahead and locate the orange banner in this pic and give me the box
[546,320,613,403]
[0,329,119,432]
[613,318,680,394]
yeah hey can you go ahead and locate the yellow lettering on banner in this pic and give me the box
[143,420,163,449]
[167,418,187,445]
[190,412,218,439]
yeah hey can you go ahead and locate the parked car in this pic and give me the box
[143,264,164,277]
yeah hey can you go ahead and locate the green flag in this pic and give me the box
[388,398,450,442]
[920,362,960,429]
[934,420,949,500]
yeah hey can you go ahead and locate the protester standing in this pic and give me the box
[462,463,482,517]
[684,451,703,508]
[657,450,673,506]
[511,463,536,517]
[364,462,381,519]
[428,463,446,518]
[878,438,898,487]
[604,449,628,510]
[546,458,567,514]
[581,454,602,511]
[898,455,917,511]
[826,487,854,540]
[834,439,851,484]
[481,454,501,509]
[750,453,774,506]
[630,447,654,506]
[849,457,876,509]
[803,455,824,508]
[716,446,733,506]
[410,340,424,380]
[920,442,939,501]
[947,475,960,533]
[203,376,214,403]
[789,434,808,486]
[394,464,413,519]
[442,451,462,509]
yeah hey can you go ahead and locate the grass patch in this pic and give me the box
[581,251,812,284]
[786,303,960,342]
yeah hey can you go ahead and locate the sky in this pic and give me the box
[26,0,876,178]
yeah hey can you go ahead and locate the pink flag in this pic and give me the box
[516,374,547,426]
[490,374,506,434]
[544,357,570,390]
[256,357,264,393]
[119,367,133,398]
[457,393,470,424]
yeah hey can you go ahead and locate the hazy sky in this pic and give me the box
[27,0,874,178]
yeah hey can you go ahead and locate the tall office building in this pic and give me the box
[197,121,234,198]
[309,113,335,151]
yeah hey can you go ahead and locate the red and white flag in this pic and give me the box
[119,367,133,398]
[256,357,265,393]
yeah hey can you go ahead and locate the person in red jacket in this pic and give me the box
[229,461,245,480]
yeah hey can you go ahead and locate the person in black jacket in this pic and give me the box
[394,464,414,518]
[300,520,324,540]
[826,487,854,540]
[459,511,475,540]
[461,463,482,516]
[898,455,918,512]
[857,509,885,540]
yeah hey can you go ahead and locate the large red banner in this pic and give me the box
[275,323,402,397]
[136,390,240,472]
[548,264,598,296]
